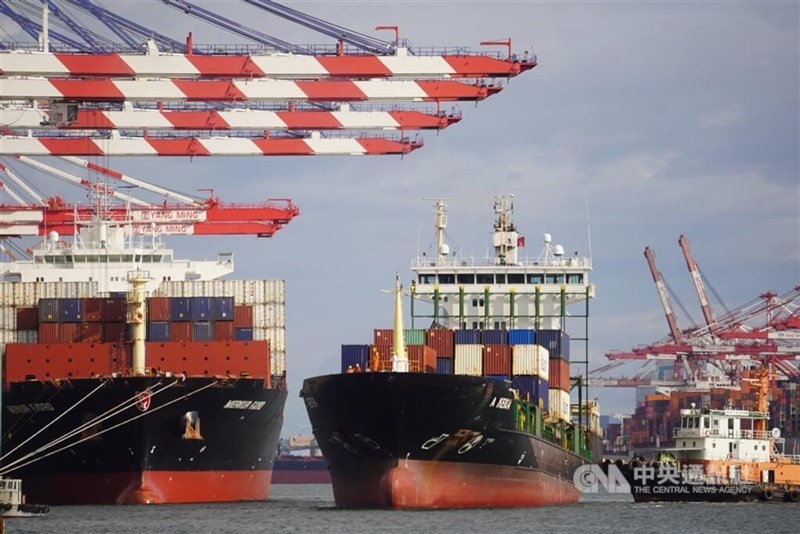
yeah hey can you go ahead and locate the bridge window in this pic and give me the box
[438,273,455,284]
[545,274,564,284]
[418,274,436,284]
[476,273,493,284]
[495,274,506,284]
[567,273,583,283]
[507,273,524,284]
[457,274,475,284]
[527,274,544,284]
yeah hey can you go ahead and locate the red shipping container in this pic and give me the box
[171,322,192,342]
[145,340,270,378]
[148,297,172,322]
[75,323,103,343]
[426,329,454,358]
[38,323,61,343]
[407,345,437,373]
[548,357,571,391]
[100,298,127,322]
[373,329,393,346]
[59,323,79,343]
[483,344,511,376]
[16,307,39,331]
[233,305,253,328]
[103,322,127,343]
[214,321,234,341]
[83,298,104,322]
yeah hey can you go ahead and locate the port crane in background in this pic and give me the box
[0,0,535,156]
[0,155,300,243]
[589,235,800,390]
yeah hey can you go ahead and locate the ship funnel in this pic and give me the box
[391,272,409,373]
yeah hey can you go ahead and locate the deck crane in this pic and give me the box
[0,156,300,238]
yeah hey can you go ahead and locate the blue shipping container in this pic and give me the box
[341,344,369,372]
[234,327,253,341]
[147,322,171,342]
[482,329,508,345]
[508,329,536,345]
[191,297,214,321]
[537,329,571,361]
[193,321,213,342]
[436,357,452,375]
[214,297,235,321]
[38,298,61,323]
[60,298,83,323]
[454,329,481,345]
[512,375,549,410]
[171,298,191,322]
[487,374,511,383]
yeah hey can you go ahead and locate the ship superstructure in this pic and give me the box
[410,197,594,331]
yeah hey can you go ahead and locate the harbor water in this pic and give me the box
[6,485,798,534]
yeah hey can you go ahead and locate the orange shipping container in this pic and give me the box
[83,298,104,323]
[548,357,571,391]
[407,345,437,373]
[483,344,511,376]
[214,321,234,341]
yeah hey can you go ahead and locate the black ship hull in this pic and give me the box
[2,376,286,504]
[301,372,588,508]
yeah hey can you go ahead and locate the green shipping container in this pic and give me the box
[403,329,426,346]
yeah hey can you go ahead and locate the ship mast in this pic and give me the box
[492,195,518,265]
[391,272,409,372]
[127,271,150,375]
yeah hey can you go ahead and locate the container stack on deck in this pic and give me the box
[0,280,286,387]
[340,327,577,422]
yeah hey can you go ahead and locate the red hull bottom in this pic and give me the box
[20,471,273,504]
[331,460,580,509]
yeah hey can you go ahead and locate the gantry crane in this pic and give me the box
[589,239,800,389]
[0,156,300,239]
[0,0,536,157]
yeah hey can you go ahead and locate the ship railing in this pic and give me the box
[674,428,782,441]
[411,256,592,269]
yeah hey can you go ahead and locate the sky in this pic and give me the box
[1,1,798,436]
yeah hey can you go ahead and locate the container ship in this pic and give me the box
[302,196,602,508]
[0,218,288,504]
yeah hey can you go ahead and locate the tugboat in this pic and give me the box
[0,477,48,517]
[609,368,800,503]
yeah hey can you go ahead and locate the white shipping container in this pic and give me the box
[252,303,286,329]
[0,282,97,306]
[15,330,38,343]
[454,344,483,376]
[538,346,550,379]
[256,326,286,376]
[0,329,16,344]
[0,306,16,331]
[511,344,550,377]
[548,388,571,423]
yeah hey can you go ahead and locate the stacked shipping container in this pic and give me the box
[340,327,557,417]
[541,329,571,423]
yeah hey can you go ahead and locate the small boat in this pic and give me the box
[608,369,800,503]
[0,477,49,517]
